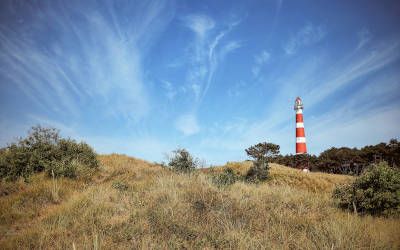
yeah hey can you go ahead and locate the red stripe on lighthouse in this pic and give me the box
[296,143,307,154]
[296,128,305,137]
[296,114,303,122]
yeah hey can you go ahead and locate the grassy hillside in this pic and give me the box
[0,154,399,249]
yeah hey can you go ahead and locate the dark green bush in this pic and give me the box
[333,162,400,216]
[167,148,198,173]
[0,126,99,181]
[212,168,240,187]
[245,159,269,183]
[0,145,33,181]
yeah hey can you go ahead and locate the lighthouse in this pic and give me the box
[294,97,307,154]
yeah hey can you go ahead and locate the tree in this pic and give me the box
[388,139,400,168]
[245,142,280,183]
[317,147,366,175]
[245,142,280,162]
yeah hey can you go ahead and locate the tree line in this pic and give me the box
[270,139,400,175]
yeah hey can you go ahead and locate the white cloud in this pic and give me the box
[191,83,201,100]
[255,50,271,64]
[357,28,372,50]
[284,23,326,55]
[252,50,270,77]
[228,80,247,97]
[162,80,177,100]
[220,41,242,58]
[184,14,215,38]
[175,114,200,136]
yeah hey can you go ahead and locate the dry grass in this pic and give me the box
[0,154,399,249]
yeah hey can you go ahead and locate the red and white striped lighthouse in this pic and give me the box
[294,97,307,154]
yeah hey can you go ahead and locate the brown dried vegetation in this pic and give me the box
[0,154,399,249]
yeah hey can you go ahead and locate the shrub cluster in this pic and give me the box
[166,148,198,173]
[0,126,99,181]
[212,168,240,187]
[271,139,400,175]
[333,162,400,216]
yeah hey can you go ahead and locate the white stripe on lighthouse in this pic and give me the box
[296,109,303,114]
[296,137,306,143]
[296,122,304,128]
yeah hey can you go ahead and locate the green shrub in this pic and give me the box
[55,139,99,168]
[167,148,197,173]
[46,159,78,178]
[0,126,99,181]
[0,145,32,181]
[333,162,400,216]
[212,168,240,187]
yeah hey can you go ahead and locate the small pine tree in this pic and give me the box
[245,142,280,183]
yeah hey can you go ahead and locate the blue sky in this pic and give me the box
[1,0,400,165]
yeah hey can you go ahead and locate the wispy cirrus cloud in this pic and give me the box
[183,15,242,103]
[162,80,178,101]
[0,0,174,122]
[356,28,372,50]
[174,14,242,136]
[284,23,326,55]
[252,50,270,77]
[305,39,400,108]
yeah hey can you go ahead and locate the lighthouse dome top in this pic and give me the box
[294,97,303,110]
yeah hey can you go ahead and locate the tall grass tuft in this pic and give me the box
[50,170,60,204]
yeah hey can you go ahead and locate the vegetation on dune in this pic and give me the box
[164,148,199,173]
[1,154,399,249]
[0,126,99,181]
[333,162,400,216]
[211,167,241,187]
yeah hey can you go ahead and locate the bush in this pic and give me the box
[46,159,82,178]
[0,126,99,181]
[167,148,198,174]
[212,168,240,187]
[0,145,33,181]
[245,160,268,183]
[333,162,400,216]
